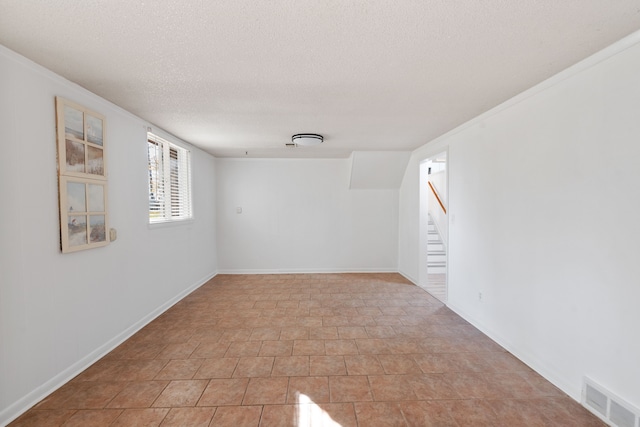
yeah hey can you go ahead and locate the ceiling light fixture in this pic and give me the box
[292,133,323,147]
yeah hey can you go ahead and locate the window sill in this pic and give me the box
[148,218,194,229]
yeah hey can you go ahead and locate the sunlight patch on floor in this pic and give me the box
[297,392,342,427]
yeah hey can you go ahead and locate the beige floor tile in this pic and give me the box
[368,375,416,401]
[107,381,168,408]
[271,356,309,377]
[325,339,359,356]
[60,409,122,427]
[309,356,347,376]
[287,376,330,404]
[155,342,199,360]
[258,340,293,357]
[355,338,392,355]
[249,328,281,341]
[259,405,297,426]
[152,380,208,407]
[159,407,215,427]
[400,400,459,426]
[443,399,500,426]
[292,339,325,356]
[344,355,385,376]
[279,327,309,340]
[233,357,274,378]
[313,403,358,427]
[337,326,369,339]
[329,376,373,402]
[309,326,339,340]
[193,357,239,379]
[242,377,289,405]
[211,406,262,427]
[410,374,461,400]
[197,378,248,406]
[225,341,262,357]
[190,341,230,359]
[64,382,128,409]
[354,401,406,426]
[112,408,169,426]
[154,359,202,380]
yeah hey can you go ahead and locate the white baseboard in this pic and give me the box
[398,270,418,285]
[216,267,398,275]
[447,302,580,403]
[0,271,217,427]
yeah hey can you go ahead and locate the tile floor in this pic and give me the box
[11,273,605,426]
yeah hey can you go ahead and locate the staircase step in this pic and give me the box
[427,215,446,264]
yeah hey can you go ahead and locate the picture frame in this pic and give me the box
[56,97,107,179]
[55,97,110,253]
[59,176,109,253]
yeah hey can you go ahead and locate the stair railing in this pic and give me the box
[428,181,447,214]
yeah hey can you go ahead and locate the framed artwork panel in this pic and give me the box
[56,97,107,179]
[59,176,109,253]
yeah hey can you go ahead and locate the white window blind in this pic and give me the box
[148,133,192,223]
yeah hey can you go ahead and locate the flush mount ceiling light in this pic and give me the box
[292,133,323,147]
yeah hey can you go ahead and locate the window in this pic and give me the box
[147,133,192,223]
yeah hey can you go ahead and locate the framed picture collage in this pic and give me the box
[55,97,109,253]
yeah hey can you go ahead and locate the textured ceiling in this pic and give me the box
[1,1,640,158]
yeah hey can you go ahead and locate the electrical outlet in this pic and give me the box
[478,292,483,301]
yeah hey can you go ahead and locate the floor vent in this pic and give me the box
[583,377,639,427]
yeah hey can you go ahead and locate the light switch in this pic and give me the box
[236,207,242,214]
[109,228,117,241]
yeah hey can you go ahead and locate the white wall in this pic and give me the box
[399,34,640,407]
[216,158,399,273]
[0,46,218,425]
[349,151,410,189]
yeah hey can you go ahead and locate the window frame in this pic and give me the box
[147,132,193,224]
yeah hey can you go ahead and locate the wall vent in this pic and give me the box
[586,383,608,417]
[583,377,639,427]
[611,401,636,427]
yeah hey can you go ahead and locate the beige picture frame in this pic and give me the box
[55,97,109,253]
[59,176,109,253]
[55,97,107,180]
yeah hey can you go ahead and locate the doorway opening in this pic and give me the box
[419,151,448,302]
